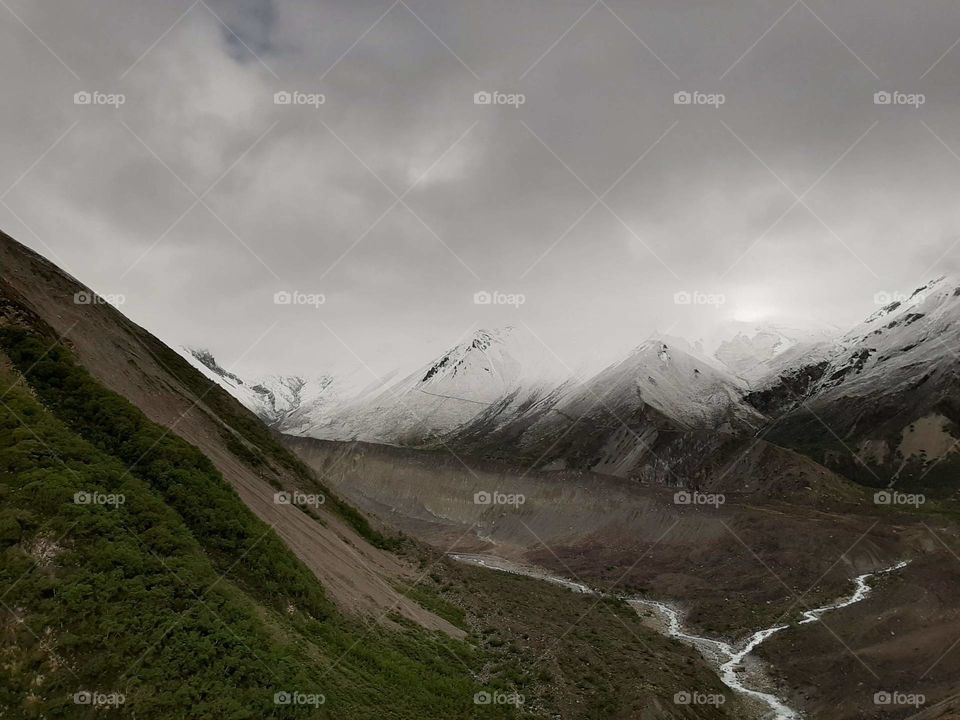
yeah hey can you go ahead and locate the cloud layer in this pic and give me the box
[3,0,960,376]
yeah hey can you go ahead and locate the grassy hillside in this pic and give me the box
[0,327,510,719]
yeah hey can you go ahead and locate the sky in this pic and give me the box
[3,0,960,378]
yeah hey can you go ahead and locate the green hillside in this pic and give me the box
[0,326,511,719]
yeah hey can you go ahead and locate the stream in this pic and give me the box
[449,553,908,719]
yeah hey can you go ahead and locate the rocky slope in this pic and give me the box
[755,276,960,491]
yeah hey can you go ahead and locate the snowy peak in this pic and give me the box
[415,325,568,398]
[419,328,507,387]
[184,346,246,387]
[847,275,959,343]
[261,326,574,443]
[179,347,338,427]
[713,321,840,383]
[716,329,794,375]
[572,337,762,432]
[250,374,334,419]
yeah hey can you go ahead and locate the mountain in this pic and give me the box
[713,320,839,385]
[195,325,788,483]
[313,325,571,444]
[755,276,960,490]
[0,230,739,719]
[193,274,960,498]
[192,326,574,445]
[447,336,773,481]
[182,346,337,427]
[580,336,764,432]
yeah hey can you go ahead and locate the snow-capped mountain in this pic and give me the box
[562,336,764,432]
[448,335,764,477]
[183,280,960,489]
[758,276,960,486]
[712,320,840,385]
[181,326,572,444]
[298,325,572,443]
[181,347,336,427]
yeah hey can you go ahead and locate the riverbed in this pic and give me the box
[449,553,908,719]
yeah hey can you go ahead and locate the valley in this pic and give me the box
[3,227,960,718]
[0,230,746,717]
[449,553,911,720]
[286,436,960,718]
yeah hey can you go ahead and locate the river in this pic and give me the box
[449,553,908,719]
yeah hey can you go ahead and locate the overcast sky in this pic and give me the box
[3,0,960,378]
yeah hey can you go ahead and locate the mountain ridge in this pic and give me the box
[190,276,960,493]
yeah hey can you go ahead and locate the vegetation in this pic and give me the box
[394,581,469,633]
[427,560,740,720]
[0,328,514,719]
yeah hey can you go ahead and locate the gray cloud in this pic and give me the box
[2,0,960,377]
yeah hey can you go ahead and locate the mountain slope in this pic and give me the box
[0,229,742,719]
[0,328,494,718]
[448,337,768,481]
[756,276,960,491]
[0,233,447,628]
